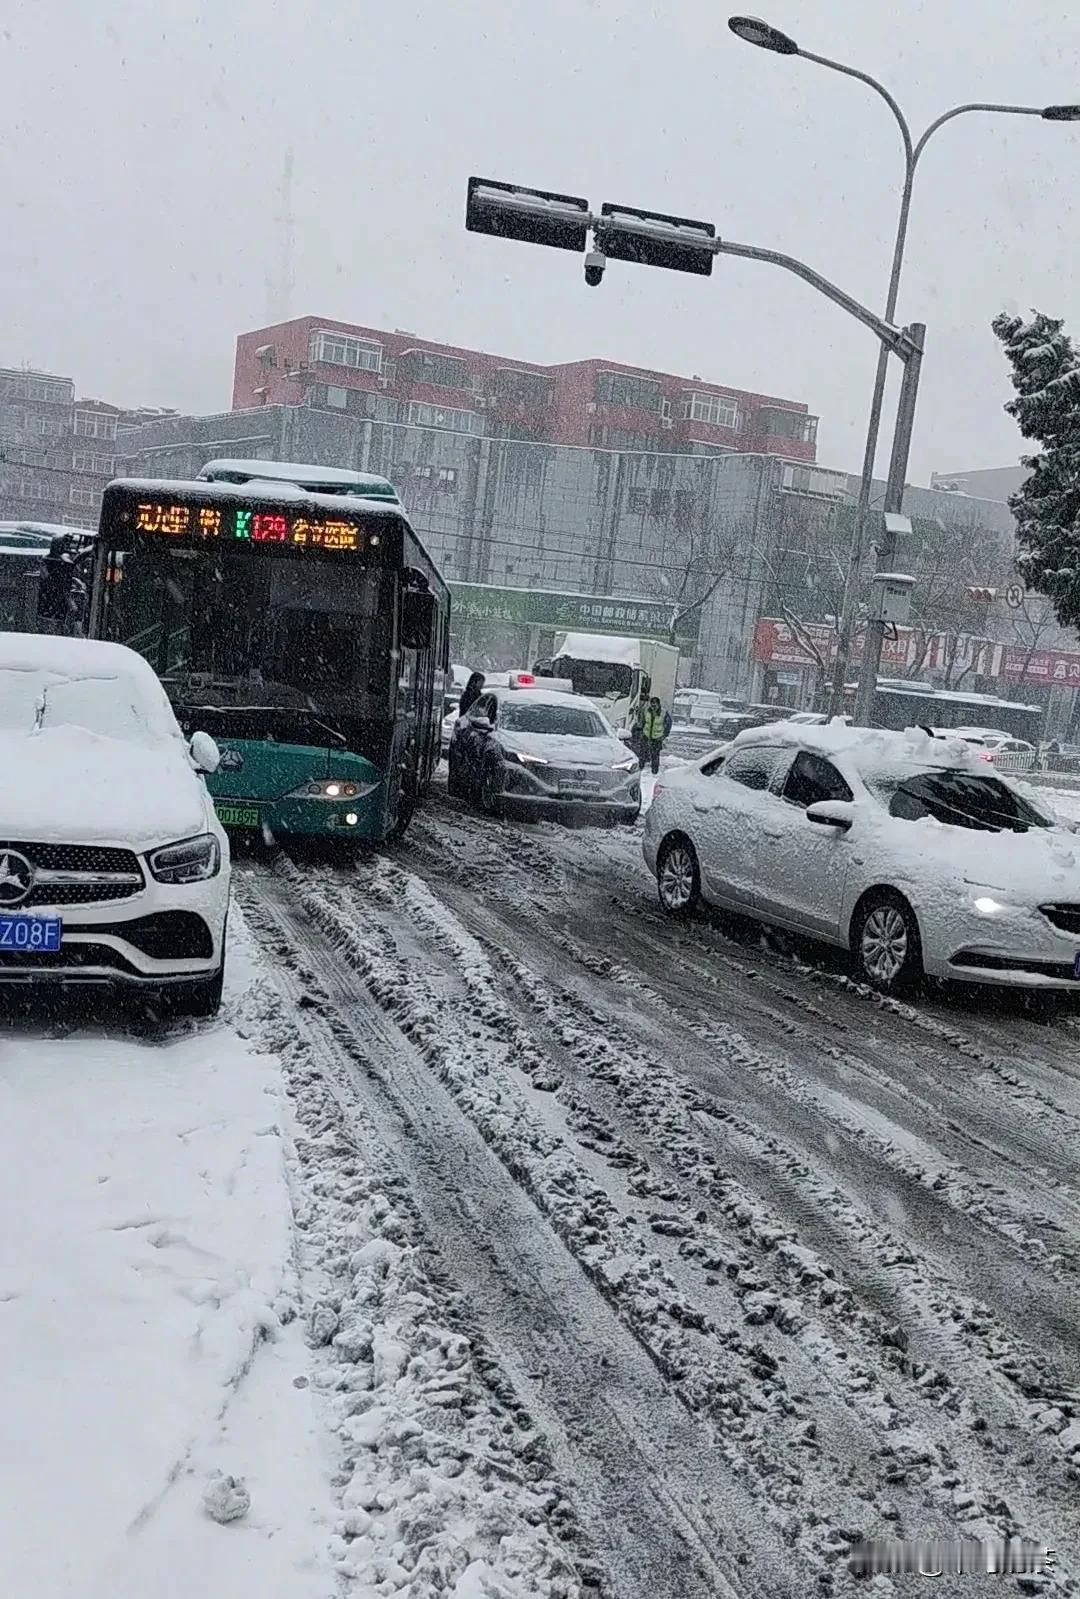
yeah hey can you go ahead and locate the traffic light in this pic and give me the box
[595,203,716,275]
[465,178,591,253]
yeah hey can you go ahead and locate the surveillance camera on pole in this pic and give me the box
[584,250,606,287]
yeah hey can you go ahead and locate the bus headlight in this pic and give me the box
[148,834,221,884]
[288,779,378,800]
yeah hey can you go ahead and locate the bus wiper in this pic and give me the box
[310,716,347,747]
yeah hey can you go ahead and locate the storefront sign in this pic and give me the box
[450,582,700,642]
[753,616,1080,688]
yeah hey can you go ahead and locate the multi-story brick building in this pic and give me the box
[0,367,129,528]
[232,317,818,462]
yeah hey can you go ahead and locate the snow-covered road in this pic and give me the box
[237,788,1080,1598]
[6,781,1080,1597]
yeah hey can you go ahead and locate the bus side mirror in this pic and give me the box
[402,589,435,650]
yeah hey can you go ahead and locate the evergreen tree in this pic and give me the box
[992,309,1080,629]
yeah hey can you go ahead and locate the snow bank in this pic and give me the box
[0,933,331,1599]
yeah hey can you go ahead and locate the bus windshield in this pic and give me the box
[97,542,395,719]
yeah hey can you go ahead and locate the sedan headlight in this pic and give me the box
[505,750,548,767]
[286,778,378,799]
[612,756,637,772]
[148,834,221,884]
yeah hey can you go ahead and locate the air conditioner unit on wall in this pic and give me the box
[661,418,673,430]
[586,402,597,414]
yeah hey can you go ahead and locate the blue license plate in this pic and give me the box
[0,914,62,954]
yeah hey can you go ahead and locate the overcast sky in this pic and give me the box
[3,0,1079,482]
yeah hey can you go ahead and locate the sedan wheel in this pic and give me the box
[657,837,700,919]
[853,892,922,994]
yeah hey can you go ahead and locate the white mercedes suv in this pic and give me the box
[0,632,230,1016]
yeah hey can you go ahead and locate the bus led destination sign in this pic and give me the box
[129,500,380,554]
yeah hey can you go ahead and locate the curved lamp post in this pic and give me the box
[729,16,1080,722]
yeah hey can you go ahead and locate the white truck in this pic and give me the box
[536,632,680,734]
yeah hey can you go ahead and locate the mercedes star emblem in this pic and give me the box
[0,850,35,908]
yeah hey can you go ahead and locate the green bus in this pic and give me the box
[89,473,449,843]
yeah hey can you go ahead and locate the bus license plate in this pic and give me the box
[0,914,62,953]
[215,802,261,828]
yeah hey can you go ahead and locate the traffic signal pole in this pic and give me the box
[852,323,925,726]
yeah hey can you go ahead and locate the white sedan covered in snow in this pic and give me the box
[0,632,230,1015]
[643,721,1080,994]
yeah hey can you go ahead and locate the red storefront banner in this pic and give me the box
[752,618,1080,686]
[752,618,918,673]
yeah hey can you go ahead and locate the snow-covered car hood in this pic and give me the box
[870,808,1080,902]
[0,727,208,848]
[498,730,631,767]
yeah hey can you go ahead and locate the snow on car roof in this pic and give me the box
[553,633,641,667]
[730,718,987,775]
[0,631,159,678]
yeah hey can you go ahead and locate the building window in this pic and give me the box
[650,488,671,516]
[72,452,115,474]
[405,401,479,434]
[627,486,649,513]
[780,464,847,499]
[324,384,349,409]
[0,373,73,405]
[588,425,653,449]
[309,329,382,373]
[33,413,68,438]
[69,485,97,508]
[757,408,817,445]
[73,410,117,440]
[493,368,555,406]
[437,467,458,491]
[397,350,469,390]
[596,371,662,411]
[686,391,740,429]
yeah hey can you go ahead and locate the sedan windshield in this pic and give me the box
[500,701,609,737]
[869,769,1053,833]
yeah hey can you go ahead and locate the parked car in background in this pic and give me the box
[0,632,229,1016]
[945,727,1038,772]
[644,721,1080,995]
[448,678,640,823]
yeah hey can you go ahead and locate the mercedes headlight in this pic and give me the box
[148,834,220,884]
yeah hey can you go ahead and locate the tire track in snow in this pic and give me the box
[236,863,807,1599]
[298,850,1080,1595]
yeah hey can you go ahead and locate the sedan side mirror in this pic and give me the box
[806,799,854,832]
[189,730,221,774]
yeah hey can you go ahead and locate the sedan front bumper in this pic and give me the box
[498,761,640,824]
[922,899,1080,990]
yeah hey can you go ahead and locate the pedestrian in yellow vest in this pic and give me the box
[639,695,671,775]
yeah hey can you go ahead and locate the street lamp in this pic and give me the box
[729,15,1080,724]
